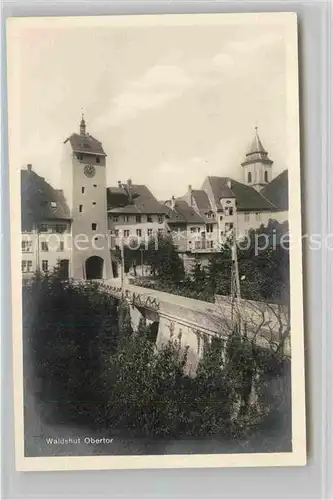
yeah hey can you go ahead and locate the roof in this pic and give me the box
[64,133,106,156]
[21,169,71,230]
[242,128,273,167]
[260,170,288,211]
[247,128,267,155]
[166,200,206,224]
[191,190,212,210]
[107,184,168,214]
[205,177,235,210]
[205,176,276,212]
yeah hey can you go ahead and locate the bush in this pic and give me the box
[24,272,290,442]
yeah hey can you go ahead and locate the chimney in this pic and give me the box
[171,195,176,210]
[227,179,232,189]
[27,164,32,171]
[127,178,133,203]
[188,184,193,206]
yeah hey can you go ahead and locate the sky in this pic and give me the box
[15,17,288,200]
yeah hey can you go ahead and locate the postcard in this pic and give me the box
[6,12,306,471]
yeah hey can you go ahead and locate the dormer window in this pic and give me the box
[50,201,57,208]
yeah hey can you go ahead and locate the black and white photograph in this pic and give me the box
[7,13,306,470]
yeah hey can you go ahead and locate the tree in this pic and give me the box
[207,220,290,304]
[145,234,185,282]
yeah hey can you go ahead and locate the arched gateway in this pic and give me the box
[85,256,104,280]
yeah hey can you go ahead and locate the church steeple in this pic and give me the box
[80,113,86,135]
[241,127,273,191]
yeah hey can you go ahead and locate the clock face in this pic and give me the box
[84,164,96,178]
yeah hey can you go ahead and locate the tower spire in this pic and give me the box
[80,111,86,135]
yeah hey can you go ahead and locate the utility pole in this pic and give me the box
[230,228,242,331]
[140,248,144,277]
[120,236,125,287]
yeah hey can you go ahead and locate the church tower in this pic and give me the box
[61,115,113,279]
[241,127,273,191]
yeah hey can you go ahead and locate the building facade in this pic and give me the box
[21,123,288,279]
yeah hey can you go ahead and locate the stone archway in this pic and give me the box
[85,256,104,280]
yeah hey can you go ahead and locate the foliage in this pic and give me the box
[24,270,290,443]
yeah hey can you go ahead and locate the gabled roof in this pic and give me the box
[205,177,235,210]
[229,179,276,211]
[191,189,212,210]
[166,200,206,224]
[107,184,168,214]
[64,133,106,156]
[204,176,276,212]
[21,168,71,231]
[261,170,288,211]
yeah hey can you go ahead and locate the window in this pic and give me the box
[124,215,130,223]
[248,172,252,183]
[21,260,32,273]
[113,216,119,223]
[225,207,234,216]
[22,240,32,252]
[255,212,261,221]
[158,215,163,224]
[136,215,142,223]
[50,201,57,208]
[190,227,199,233]
[77,154,83,161]
[115,230,119,237]
[244,213,250,222]
[81,187,85,194]
[59,241,64,252]
[208,240,214,249]
[55,224,66,234]
[93,184,97,188]
[79,204,83,213]
[195,241,200,249]
[220,216,223,221]
[41,242,49,252]
[225,223,234,232]
[136,229,142,237]
[92,202,96,206]
[206,224,213,233]
[96,156,100,164]
[38,224,48,233]
[42,260,48,272]
[124,230,130,237]
[264,171,268,182]
[92,223,97,231]
[147,215,153,223]
[147,229,153,236]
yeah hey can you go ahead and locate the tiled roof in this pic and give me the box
[191,190,212,210]
[261,170,288,211]
[230,179,276,211]
[107,184,168,214]
[21,169,71,231]
[166,200,206,224]
[64,133,106,156]
[205,177,235,210]
[242,128,273,166]
[205,176,276,212]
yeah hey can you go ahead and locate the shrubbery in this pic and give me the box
[23,271,290,443]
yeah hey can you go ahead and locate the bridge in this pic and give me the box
[95,277,290,374]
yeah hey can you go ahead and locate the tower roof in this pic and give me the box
[247,127,267,155]
[242,127,273,166]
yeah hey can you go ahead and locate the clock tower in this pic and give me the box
[61,115,113,279]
